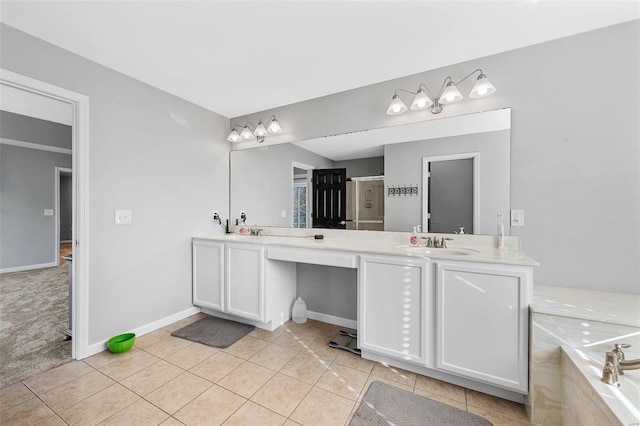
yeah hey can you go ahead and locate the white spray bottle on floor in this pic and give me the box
[292,297,307,324]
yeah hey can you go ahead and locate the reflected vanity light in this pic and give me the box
[227,115,283,143]
[387,69,496,115]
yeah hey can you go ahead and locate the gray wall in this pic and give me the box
[296,264,357,321]
[334,156,384,178]
[1,23,230,344]
[230,143,333,227]
[0,111,72,269]
[233,21,640,295]
[385,130,510,234]
[0,110,72,149]
[0,145,71,268]
[60,174,72,241]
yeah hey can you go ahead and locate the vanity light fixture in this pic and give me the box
[227,115,283,143]
[386,69,496,115]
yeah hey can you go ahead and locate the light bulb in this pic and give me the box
[386,94,407,115]
[439,82,463,104]
[227,129,241,142]
[240,126,254,140]
[410,89,433,110]
[469,74,496,99]
[267,118,282,134]
[253,121,268,137]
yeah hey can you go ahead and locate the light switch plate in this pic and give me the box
[115,210,132,224]
[281,210,286,218]
[44,209,54,216]
[510,209,524,227]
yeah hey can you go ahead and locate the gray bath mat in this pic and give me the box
[351,381,492,425]
[171,316,254,348]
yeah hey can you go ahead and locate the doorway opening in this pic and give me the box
[55,167,73,265]
[422,153,479,234]
[292,161,313,228]
[1,69,90,368]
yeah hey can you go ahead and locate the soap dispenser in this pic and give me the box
[410,226,420,247]
[497,213,505,249]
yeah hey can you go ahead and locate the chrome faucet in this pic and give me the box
[602,343,640,386]
[421,235,453,248]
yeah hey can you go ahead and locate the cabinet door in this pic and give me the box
[226,243,265,322]
[359,255,432,366]
[435,261,531,392]
[192,240,224,311]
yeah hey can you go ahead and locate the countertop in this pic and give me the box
[533,285,640,328]
[192,230,539,267]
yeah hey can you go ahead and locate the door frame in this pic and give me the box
[291,161,313,228]
[55,167,73,265]
[422,152,479,234]
[1,68,91,360]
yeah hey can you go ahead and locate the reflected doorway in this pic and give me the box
[422,153,478,234]
[292,162,313,228]
[346,177,385,231]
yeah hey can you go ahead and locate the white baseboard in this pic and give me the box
[0,262,58,274]
[60,240,72,244]
[307,310,357,330]
[85,306,201,358]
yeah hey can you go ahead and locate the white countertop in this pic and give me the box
[533,285,640,328]
[192,230,539,267]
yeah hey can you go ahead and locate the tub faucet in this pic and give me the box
[601,343,640,386]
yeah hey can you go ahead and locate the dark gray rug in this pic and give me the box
[0,264,72,388]
[171,316,254,348]
[351,381,492,425]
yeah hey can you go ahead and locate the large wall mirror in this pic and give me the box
[230,108,511,235]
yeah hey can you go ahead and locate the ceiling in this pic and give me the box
[1,1,638,118]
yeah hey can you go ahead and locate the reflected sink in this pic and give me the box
[396,245,479,256]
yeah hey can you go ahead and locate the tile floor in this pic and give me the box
[0,315,532,425]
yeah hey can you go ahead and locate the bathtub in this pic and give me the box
[528,285,640,425]
[562,344,640,425]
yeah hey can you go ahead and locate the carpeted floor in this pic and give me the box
[0,264,72,387]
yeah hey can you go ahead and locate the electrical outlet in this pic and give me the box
[114,210,132,224]
[511,209,524,227]
[44,209,54,216]
[281,210,286,218]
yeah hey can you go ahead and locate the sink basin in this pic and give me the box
[396,245,479,256]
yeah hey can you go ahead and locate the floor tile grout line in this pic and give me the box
[11,318,528,425]
[19,360,98,397]
[5,381,62,424]
[87,390,143,426]
[140,376,215,421]
[38,369,119,416]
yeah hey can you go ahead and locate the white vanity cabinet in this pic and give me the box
[435,260,532,393]
[192,238,297,330]
[192,240,224,311]
[225,243,265,322]
[359,254,434,367]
